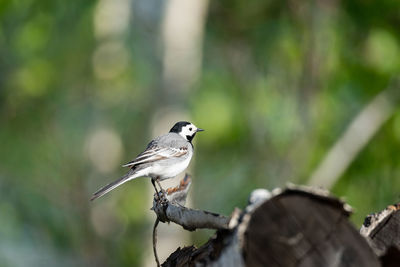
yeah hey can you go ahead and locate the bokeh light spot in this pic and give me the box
[365,29,400,73]
[86,128,123,174]
[92,41,129,80]
[193,91,235,143]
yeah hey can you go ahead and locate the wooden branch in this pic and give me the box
[151,174,230,231]
[164,174,192,206]
[153,201,230,231]
[153,181,400,266]
[152,218,160,267]
[162,185,383,266]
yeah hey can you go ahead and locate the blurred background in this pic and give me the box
[1,0,400,266]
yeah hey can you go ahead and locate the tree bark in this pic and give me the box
[360,203,400,267]
[153,183,400,266]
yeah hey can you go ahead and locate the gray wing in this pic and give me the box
[122,134,189,168]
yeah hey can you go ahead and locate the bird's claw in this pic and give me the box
[154,189,168,204]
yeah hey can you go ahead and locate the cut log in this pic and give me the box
[360,204,400,267]
[159,185,381,266]
[242,186,380,267]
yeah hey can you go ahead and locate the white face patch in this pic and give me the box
[179,123,197,140]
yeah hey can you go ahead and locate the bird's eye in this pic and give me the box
[189,127,193,131]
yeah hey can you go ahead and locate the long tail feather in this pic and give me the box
[90,171,139,201]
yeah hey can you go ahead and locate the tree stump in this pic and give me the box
[158,185,391,266]
[360,204,400,267]
[242,187,379,267]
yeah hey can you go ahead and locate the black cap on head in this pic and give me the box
[169,121,191,133]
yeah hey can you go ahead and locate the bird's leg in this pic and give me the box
[156,179,166,195]
[155,179,168,203]
[151,178,160,199]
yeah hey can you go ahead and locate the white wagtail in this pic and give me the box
[90,121,204,201]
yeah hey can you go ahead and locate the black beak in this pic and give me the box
[196,128,205,132]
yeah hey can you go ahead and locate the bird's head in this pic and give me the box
[170,121,204,142]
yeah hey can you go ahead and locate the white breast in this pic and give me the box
[148,151,193,180]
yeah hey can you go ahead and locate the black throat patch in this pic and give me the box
[186,132,196,143]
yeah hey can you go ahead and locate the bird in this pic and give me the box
[90,121,204,201]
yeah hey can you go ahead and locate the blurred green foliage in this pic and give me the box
[1,0,400,266]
